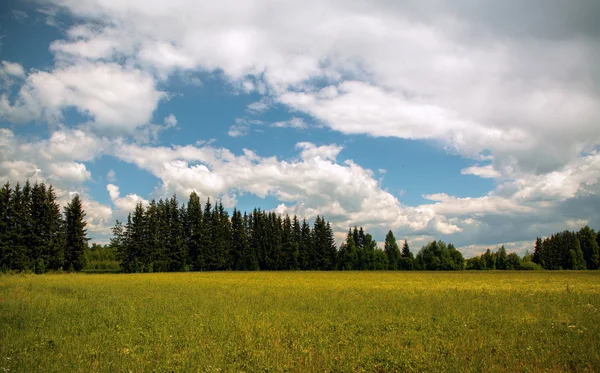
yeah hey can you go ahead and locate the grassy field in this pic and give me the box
[1,272,600,372]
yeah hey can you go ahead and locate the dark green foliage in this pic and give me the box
[64,194,88,272]
[577,226,599,269]
[534,230,586,270]
[8,179,600,274]
[399,239,414,270]
[298,219,312,270]
[0,182,66,273]
[506,253,521,270]
[496,245,507,270]
[338,230,358,270]
[415,240,463,270]
[371,248,389,270]
[467,247,542,271]
[185,192,203,270]
[533,237,543,265]
[384,230,400,270]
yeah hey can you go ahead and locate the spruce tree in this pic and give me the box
[185,192,203,270]
[0,183,12,270]
[533,237,543,265]
[200,198,214,270]
[384,230,400,270]
[299,219,312,270]
[399,239,414,270]
[64,194,88,271]
[339,229,358,270]
[10,183,30,270]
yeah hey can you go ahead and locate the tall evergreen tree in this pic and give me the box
[0,183,13,270]
[200,198,213,270]
[384,230,400,270]
[185,192,203,270]
[533,237,543,265]
[299,219,312,270]
[64,194,88,271]
[399,239,414,270]
[338,229,358,270]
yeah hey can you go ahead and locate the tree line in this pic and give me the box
[2,181,600,273]
[0,181,89,273]
[532,227,600,270]
[109,191,467,272]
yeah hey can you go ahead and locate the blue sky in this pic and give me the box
[1,0,599,257]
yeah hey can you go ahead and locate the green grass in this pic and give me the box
[1,272,600,372]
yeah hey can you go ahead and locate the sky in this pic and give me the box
[1,0,599,257]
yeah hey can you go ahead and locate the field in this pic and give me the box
[1,272,600,372]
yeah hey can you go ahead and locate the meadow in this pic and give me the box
[1,271,600,372]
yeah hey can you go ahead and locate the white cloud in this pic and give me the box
[164,113,178,127]
[0,128,117,239]
[271,117,307,129]
[107,169,117,182]
[1,61,25,78]
[106,183,148,212]
[2,0,600,248]
[38,0,598,177]
[246,99,271,113]
[48,162,91,183]
[460,165,501,179]
[1,62,164,135]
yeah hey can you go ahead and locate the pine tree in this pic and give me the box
[339,229,358,270]
[533,237,543,265]
[363,233,377,270]
[45,185,65,271]
[323,221,338,270]
[0,183,13,270]
[167,196,187,271]
[185,192,203,270]
[30,182,47,272]
[399,239,414,270]
[384,230,400,270]
[242,211,259,270]
[200,198,213,270]
[64,194,88,271]
[10,183,30,270]
[299,219,312,270]
[144,200,160,270]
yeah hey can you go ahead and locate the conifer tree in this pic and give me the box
[299,219,312,270]
[533,237,543,265]
[64,194,88,271]
[339,229,358,270]
[0,183,12,270]
[200,198,213,270]
[186,192,203,270]
[384,230,400,270]
[399,239,414,270]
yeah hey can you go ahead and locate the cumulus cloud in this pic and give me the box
[461,165,501,179]
[1,0,599,252]
[1,62,165,135]
[1,61,25,78]
[33,0,600,176]
[0,128,114,238]
[106,183,148,212]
